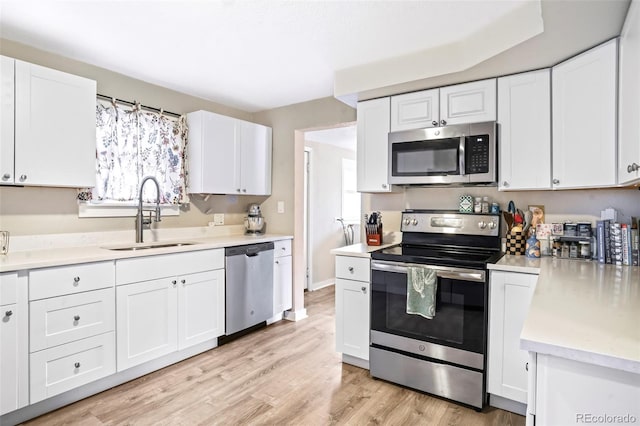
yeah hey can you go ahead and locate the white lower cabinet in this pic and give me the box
[488,270,538,405]
[116,278,178,371]
[335,255,371,364]
[273,239,292,317]
[30,332,116,403]
[115,249,225,371]
[1,272,29,416]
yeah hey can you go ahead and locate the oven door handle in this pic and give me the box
[371,260,485,283]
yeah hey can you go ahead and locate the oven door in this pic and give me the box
[370,260,487,368]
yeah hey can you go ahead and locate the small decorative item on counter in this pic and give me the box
[481,196,490,214]
[569,241,578,258]
[579,240,591,258]
[561,241,570,258]
[365,211,383,246]
[459,195,473,213]
[564,223,578,237]
[506,216,526,255]
[525,230,541,258]
[552,239,562,257]
[552,223,564,236]
[0,230,8,255]
[490,202,500,214]
[474,197,482,213]
[577,222,592,238]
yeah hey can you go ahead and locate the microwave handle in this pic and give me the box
[459,136,466,176]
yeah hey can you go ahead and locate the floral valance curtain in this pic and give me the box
[84,101,188,204]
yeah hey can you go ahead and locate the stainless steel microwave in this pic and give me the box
[388,121,497,185]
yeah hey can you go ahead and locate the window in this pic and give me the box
[78,101,188,217]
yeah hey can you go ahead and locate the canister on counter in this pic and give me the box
[579,240,591,258]
[577,222,592,238]
[490,202,500,214]
[564,223,578,237]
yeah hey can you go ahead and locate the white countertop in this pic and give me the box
[492,256,640,374]
[0,233,292,273]
[330,232,401,258]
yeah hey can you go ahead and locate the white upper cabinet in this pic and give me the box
[390,88,439,131]
[0,56,15,185]
[439,79,497,126]
[187,110,272,195]
[498,70,551,191]
[357,97,392,192]
[552,39,618,189]
[390,79,496,132]
[14,59,96,187]
[619,0,640,185]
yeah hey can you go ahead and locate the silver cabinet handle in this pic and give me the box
[236,189,241,192]
[502,181,509,187]
[171,279,177,285]
[242,189,247,193]
[281,247,286,251]
[361,286,367,294]
[431,120,438,126]
[275,260,280,264]
[381,183,388,189]
[181,279,186,284]
[74,362,80,369]
[1,173,10,180]
[5,310,12,317]
[552,179,560,184]
[74,315,80,321]
[348,266,354,273]
[440,119,447,126]
[526,362,529,371]
[73,276,80,284]
[628,163,640,173]
[19,174,27,182]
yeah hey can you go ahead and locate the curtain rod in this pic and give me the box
[96,93,182,118]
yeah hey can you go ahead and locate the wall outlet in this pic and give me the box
[213,213,224,225]
[277,201,285,214]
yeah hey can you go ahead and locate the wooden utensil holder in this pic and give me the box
[366,224,383,246]
[506,231,526,255]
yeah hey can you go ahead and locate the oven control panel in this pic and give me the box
[401,211,500,236]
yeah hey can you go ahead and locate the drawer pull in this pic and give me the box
[5,310,12,317]
[74,362,81,369]
[348,266,354,273]
[74,315,80,321]
[275,260,280,264]
[361,286,367,294]
[73,276,81,284]
[181,279,186,285]
[172,280,177,285]
[281,246,286,250]
[525,362,529,371]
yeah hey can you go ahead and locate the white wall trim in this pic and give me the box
[309,278,334,292]
[283,308,308,322]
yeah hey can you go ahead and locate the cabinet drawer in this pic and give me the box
[30,332,116,403]
[30,288,115,352]
[0,272,18,306]
[116,249,224,285]
[274,239,292,258]
[29,261,115,301]
[335,256,370,282]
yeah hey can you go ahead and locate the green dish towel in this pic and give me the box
[406,266,437,319]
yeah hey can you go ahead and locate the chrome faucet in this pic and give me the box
[135,176,162,243]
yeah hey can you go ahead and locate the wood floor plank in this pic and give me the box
[22,286,525,426]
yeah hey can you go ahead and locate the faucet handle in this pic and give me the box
[155,207,161,222]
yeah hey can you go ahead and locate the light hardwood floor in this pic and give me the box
[25,286,525,425]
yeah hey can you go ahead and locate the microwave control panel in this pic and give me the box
[465,135,490,174]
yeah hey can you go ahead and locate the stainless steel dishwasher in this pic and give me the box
[225,242,274,335]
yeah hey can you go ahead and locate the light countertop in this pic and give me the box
[0,233,292,273]
[492,255,640,374]
[330,232,401,258]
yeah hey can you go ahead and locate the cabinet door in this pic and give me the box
[0,305,18,415]
[498,70,551,190]
[488,271,538,404]
[239,121,272,195]
[335,278,369,361]
[187,110,238,194]
[440,79,497,125]
[356,98,392,192]
[390,89,439,131]
[116,278,177,371]
[14,60,96,187]
[273,255,292,315]
[177,269,225,350]
[552,39,617,189]
[0,56,15,185]
[618,0,640,185]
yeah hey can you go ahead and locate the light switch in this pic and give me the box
[277,201,285,213]
[213,213,224,225]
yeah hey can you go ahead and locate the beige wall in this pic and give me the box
[305,140,358,288]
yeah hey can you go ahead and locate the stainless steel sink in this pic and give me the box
[104,242,196,251]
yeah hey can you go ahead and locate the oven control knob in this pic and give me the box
[403,218,411,226]
[488,221,497,230]
[411,219,418,226]
[478,221,487,229]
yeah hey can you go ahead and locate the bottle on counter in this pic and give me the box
[474,197,482,213]
[569,241,578,258]
[481,196,490,214]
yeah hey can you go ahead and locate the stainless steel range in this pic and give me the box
[369,210,502,410]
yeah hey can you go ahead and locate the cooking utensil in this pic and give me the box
[523,210,533,235]
[503,211,514,231]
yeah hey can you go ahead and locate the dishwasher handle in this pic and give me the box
[225,242,275,257]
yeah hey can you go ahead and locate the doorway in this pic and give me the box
[302,123,359,291]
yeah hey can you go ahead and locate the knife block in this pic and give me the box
[366,224,383,246]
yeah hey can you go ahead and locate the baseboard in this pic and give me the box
[283,308,308,322]
[266,312,284,325]
[488,393,527,416]
[342,354,369,370]
[308,279,334,292]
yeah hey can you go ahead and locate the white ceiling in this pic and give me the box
[0,0,540,113]
[305,125,357,152]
